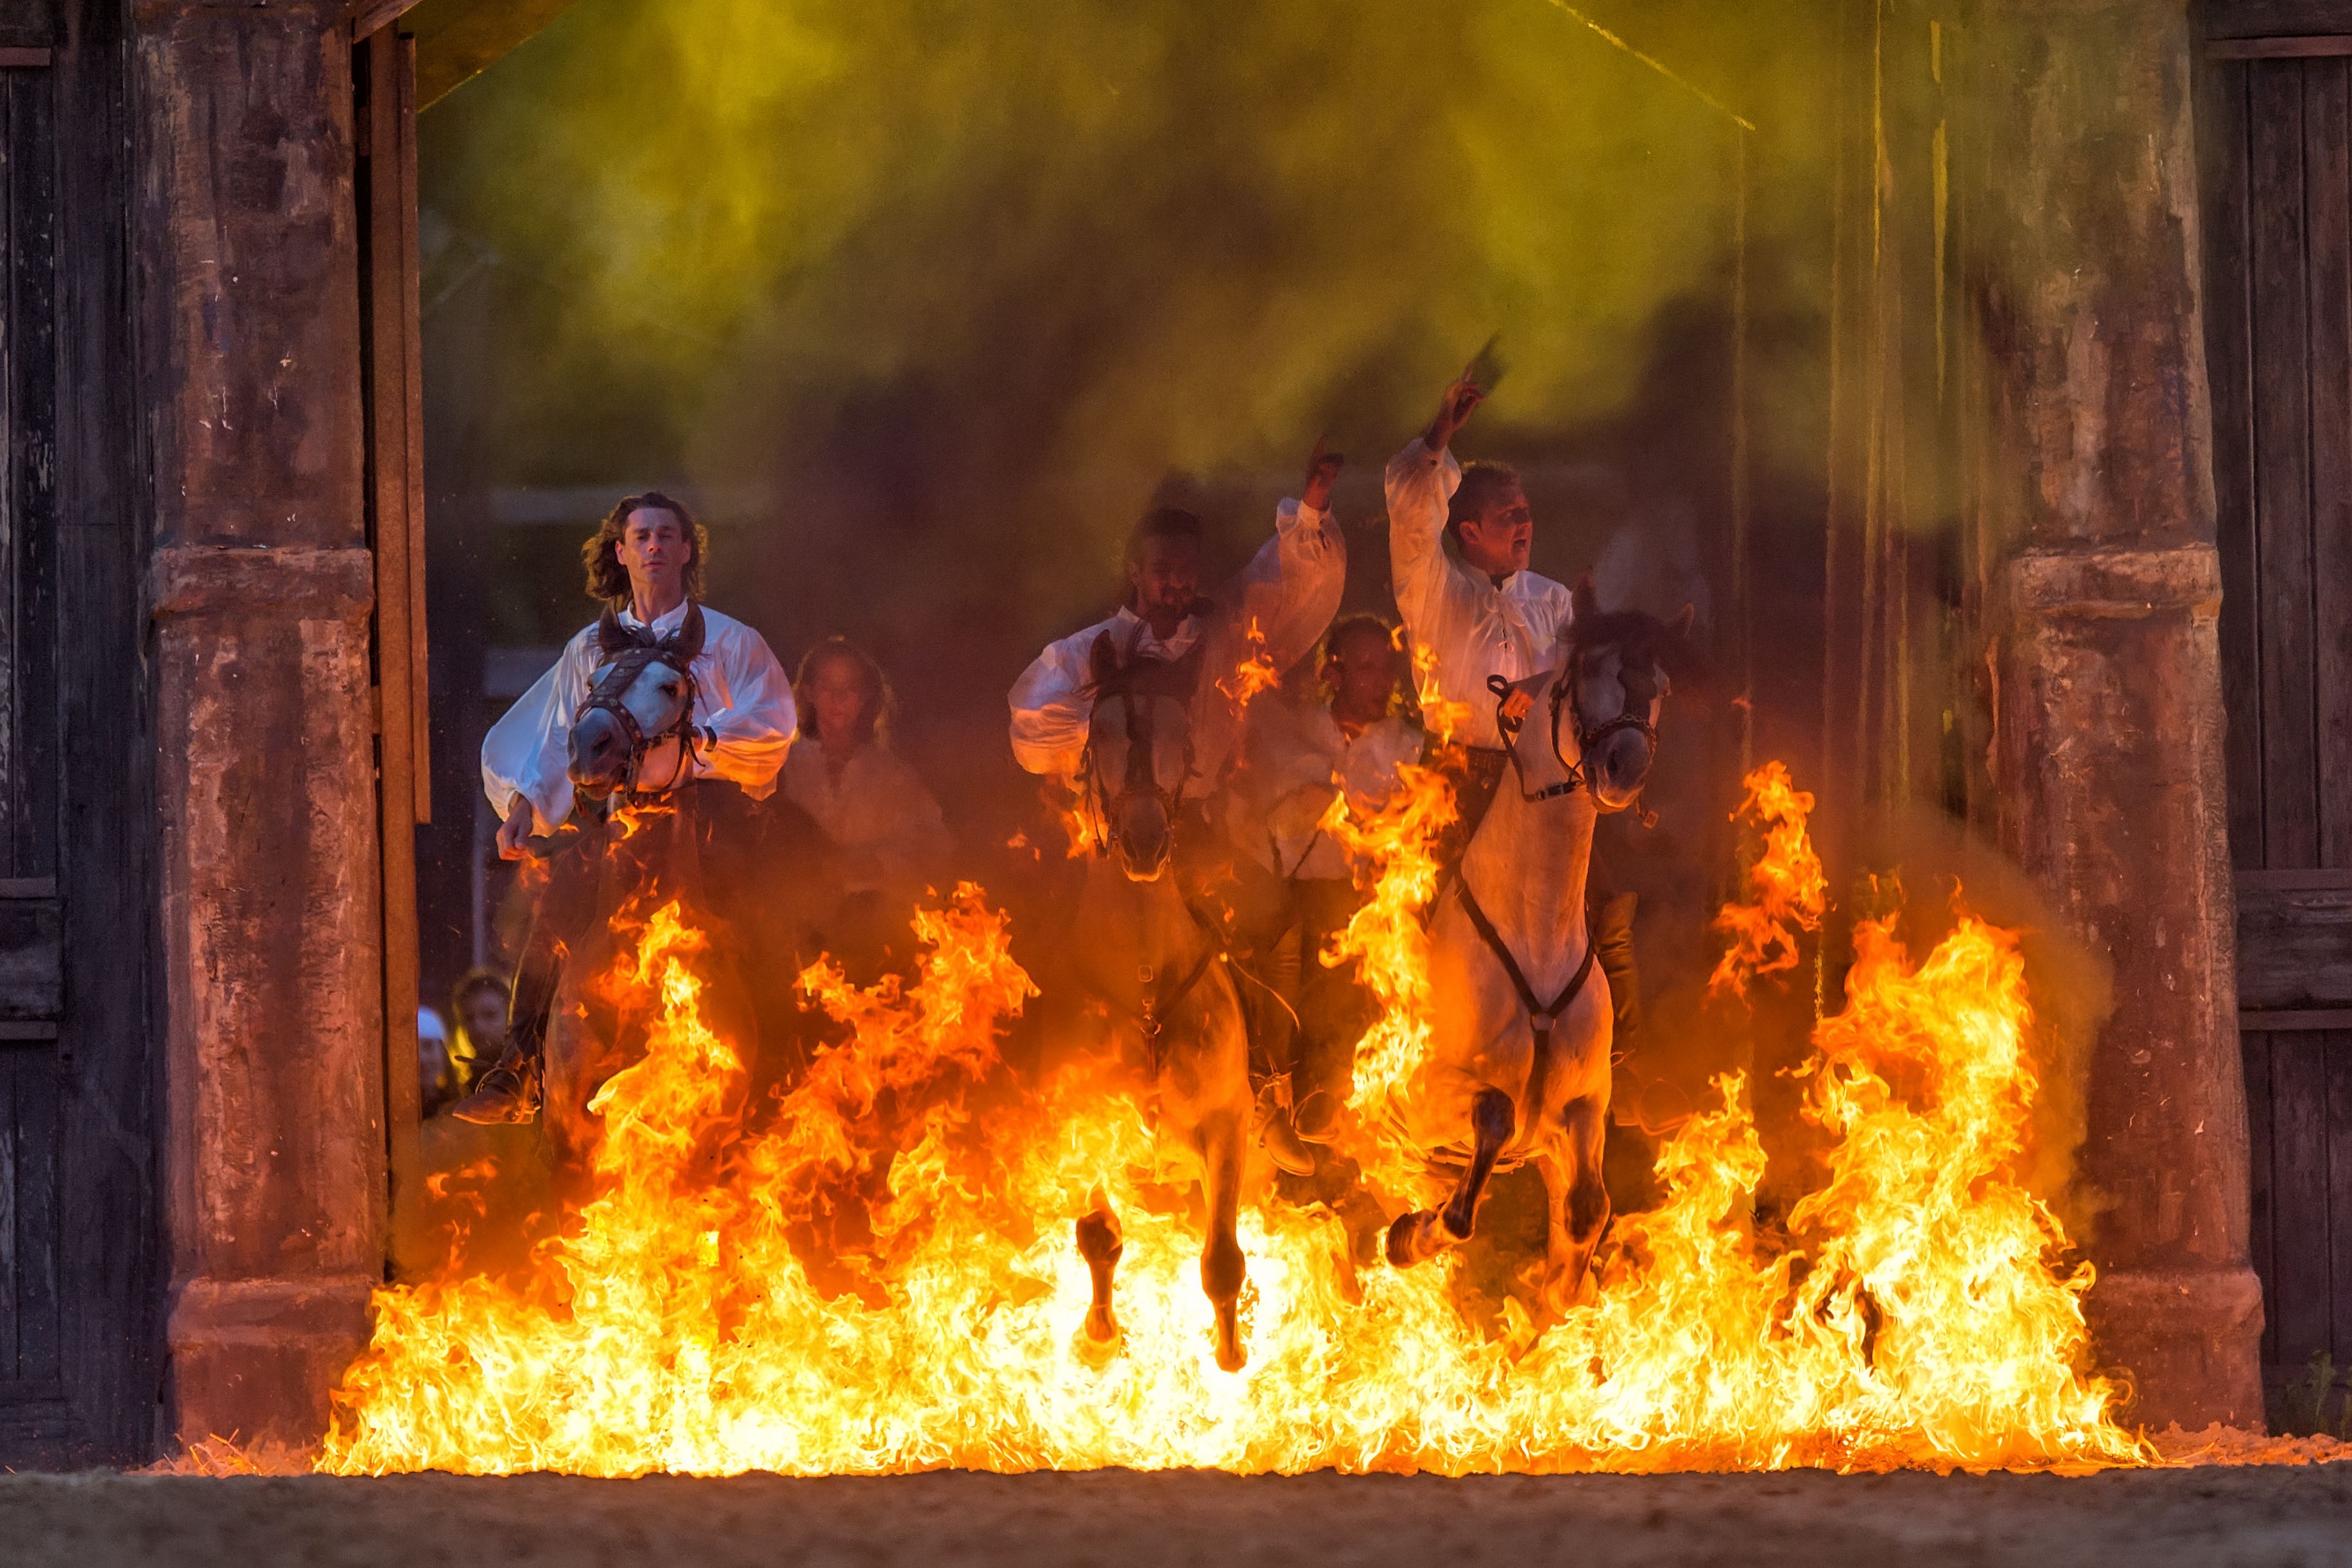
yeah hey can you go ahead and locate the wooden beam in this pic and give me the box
[0,49,49,67]
[2241,1009,2352,1030]
[2209,35,2352,58]
[407,0,582,110]
[347,0,424,40]
[2238,866,2352,888]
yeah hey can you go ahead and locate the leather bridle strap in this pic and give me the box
[1119,899,1228,1078]
[1453,878,1598,1120]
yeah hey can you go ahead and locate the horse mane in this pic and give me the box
[1568,605,1709,686]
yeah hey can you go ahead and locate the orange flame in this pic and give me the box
[1216,617,1281,717]
[1710,761,1829,997]
[1408,636,1473,745]
[320,766,2142,1477]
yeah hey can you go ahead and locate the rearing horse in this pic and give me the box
[1385,583,1688,1316]
[1067,630,1256,1372]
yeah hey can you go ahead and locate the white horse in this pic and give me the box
[1386,584,1689,1316]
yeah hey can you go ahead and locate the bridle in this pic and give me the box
[1489,637,1661,808]
[575,604,706,802]
[1077,646,1202,863]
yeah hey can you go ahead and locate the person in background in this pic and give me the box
[1231,615,1422,1164]
[417,1005,456,1119]
[442,967,512,1111]
[784,637,954,979]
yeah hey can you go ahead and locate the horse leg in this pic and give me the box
[1075,1187,1124,1348]
[1386,1087,1516,1268]
[1197,1110,1249,1372]
[1533,1096,1612,1316]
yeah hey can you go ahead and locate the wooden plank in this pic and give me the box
[397,32,428,826]
[44,0,156,1466]
[2317,60,2352,871]
[2211,57,2269,865]
[2242,867,2352,888]
[2246,1033,2278,1366]
[2271,1033,2334,1365]
[2245,1009,2352,1028]
[2331,1033,2352,1360]
[2212,35,2352,58]
[2236,881,2352,1008]
[2251,59,2323,867]
[2206,0,2352,39]
[10,1040,52,1384]
[365,31,424,1278]
[10,62,52,888]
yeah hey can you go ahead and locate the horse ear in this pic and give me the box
[1571,573,1602,626]
[667,602,707,661]
[596,608,635,656]
[1087,630,1119,691]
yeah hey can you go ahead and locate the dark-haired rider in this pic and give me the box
[1387,371,1642,1055]
[1008,444,1346,1169]
[451,493,797,1124]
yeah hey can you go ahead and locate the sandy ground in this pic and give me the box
[4,1458,2352,1568]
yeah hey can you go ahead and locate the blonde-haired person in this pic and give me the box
[783,637,953,979]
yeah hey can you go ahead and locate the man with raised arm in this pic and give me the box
[452,491,798,1124]
[1009,441,1347,809]
[1385,370,1642,1053]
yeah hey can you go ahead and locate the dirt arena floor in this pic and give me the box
[5,1446,2352,1568]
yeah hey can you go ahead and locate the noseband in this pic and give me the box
[1489,642,1661,807]
[576,604,706,800]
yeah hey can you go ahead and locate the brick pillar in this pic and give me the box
[1971,0,2263,1428]
[134,1,386,1449]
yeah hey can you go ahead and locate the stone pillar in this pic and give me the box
[134,1,386,1448]
[1971,0,2263,1428]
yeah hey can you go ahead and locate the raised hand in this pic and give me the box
[1424,363,1487,453]
[1302,435,1344,512]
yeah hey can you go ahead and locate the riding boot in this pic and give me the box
[1253,1074,1317,1177]
[1589,890,1641,1055]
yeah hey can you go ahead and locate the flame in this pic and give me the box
[1043,778,1102,859]
[321,766,2143,1477]
[1710,761,1829,997]
[1408,635,1473,744]
[1216,617,1281,716]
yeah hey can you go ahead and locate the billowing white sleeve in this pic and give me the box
[1008,633,1093,778]
[1385,438,1464,649]
[1225,498,1345,674]
[481,634,594,836]
[698,630,796,798]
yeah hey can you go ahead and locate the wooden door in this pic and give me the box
[2204,29,2352,1389]
[0,7,154,1465]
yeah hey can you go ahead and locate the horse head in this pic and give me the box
[1083,630,1202,882]
[1496,577,1699,814]
[568,604,706,802]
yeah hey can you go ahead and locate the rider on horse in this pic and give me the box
[1007,445,1346,1167]
[451,491,798,1125]
[1387,368,1641,1052]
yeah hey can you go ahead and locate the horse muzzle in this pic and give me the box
[568,711,631,800]
[1113,801,1174,882]
[1586,728,1657,812]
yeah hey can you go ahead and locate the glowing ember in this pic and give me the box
[320,766,2143,1478]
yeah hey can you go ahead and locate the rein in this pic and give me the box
[1487,641,1661,809]
[1107,898,1229,1078]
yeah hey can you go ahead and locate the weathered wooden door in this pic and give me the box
[2203,26,2352,1394]
[0,14,153,1465]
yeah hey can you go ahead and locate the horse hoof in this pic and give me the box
[1213,1304,1245,1373]
[1385,1211,1444,1269]
[1083,1304,1120,1345]
[1075,1312,1121,1368]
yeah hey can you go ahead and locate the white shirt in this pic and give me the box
[1007,499,1345,798]
[782,739,953,897]
[1385,437,1575,748]
[1234,699,1423,881]
[481,600,797,834]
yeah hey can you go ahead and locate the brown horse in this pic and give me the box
[1386,587,1689,1316]
[1067,630,1256,1371]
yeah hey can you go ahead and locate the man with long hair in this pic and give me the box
[453,491,797,1124]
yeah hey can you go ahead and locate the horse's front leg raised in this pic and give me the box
[1532,1094,1611,1316]
[1194,1108,1249,1372]
[1387,1087,1515,1267]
